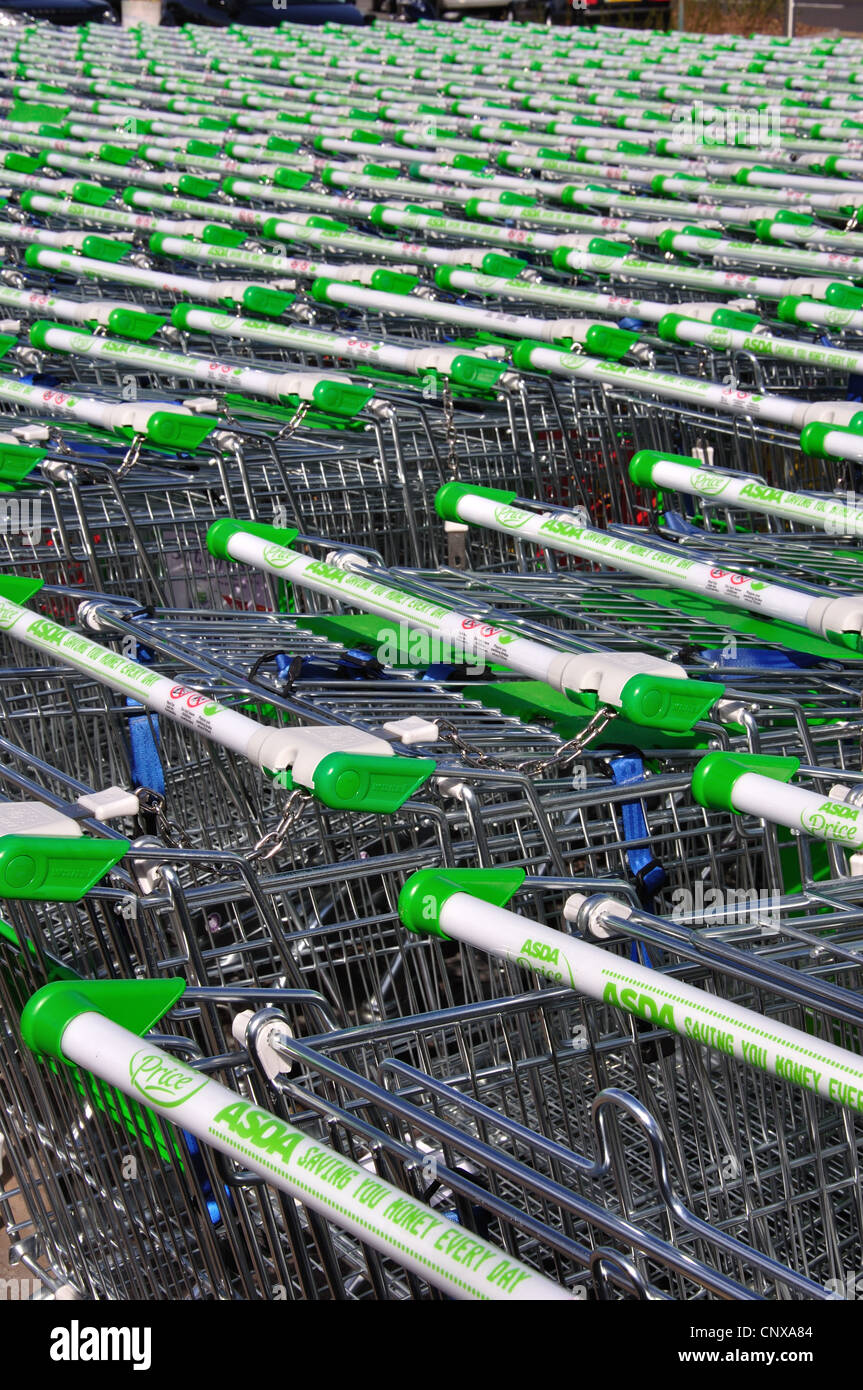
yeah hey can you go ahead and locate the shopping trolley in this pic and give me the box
[0,963,574,1299]
[324,863,863,1298]
[1,250,597,570]
[0,886,856,1299]
[5,15,863,1310]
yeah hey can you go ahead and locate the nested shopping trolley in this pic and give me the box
[0,338,580,577]
[8,846,863,1301]
[0,947,579,1300]
[72,558,863,899]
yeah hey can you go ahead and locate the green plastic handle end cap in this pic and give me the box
[628,449,699,487]
[510,340,546,373]
[80,236,131,263]
[775,295,808,324]
[691,751,800,813]
[435,480,517,522]
[617,674,721,733]
[0,442,45,483]
[398,866,525,939]
[106,308,166,342]
[824,283,863,312]
[309,380,373,418]
[240,286,293,318]
[312,752,436,814]
[206,517,299,562]
[448,354,508,390]
[0,834,129,902]
[370,269,417,295]
[21,977,185,1060]
[583,325,638,360]
[144,411,219,451]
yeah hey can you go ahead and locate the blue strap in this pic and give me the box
[658,510,704,536]
[847,371,863,402]
[274,651,389,682]
[423,662,457,680]
[609,756,665,935]
[127,698,165,797]
[182,1131,225,1225]
[702,646,822,671]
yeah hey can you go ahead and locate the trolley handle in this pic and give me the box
[629,448,863,536]
[370,198,572,250]
[20,191,162,250]
[23,242,299,319]
[123,183,267,225]
[208,519,722,735]
[779,285,863,332]
[259,211,527,277]
[552,241,787,295]
[758,215,863,254]
[170,303,513,391]
[0,579,433,817]
[29,321,375,421]
[0,376,218,450]
[434,479,863,653]
[799,419,863,464]
[656,226,863,278]
[19,977,573,1302]
[399,866,863,1117]
[510,338,863,437]
[149,229,412,291]
[319,162,463,204]
[692,751,863,850]
[0,277,171,341]
[44,150,188,192]
[18,184,255,250]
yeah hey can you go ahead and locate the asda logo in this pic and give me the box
[213,1100,303,1166]
[28,617,66,647]
[739,482,785,505]
[515,937,574,986]
[129,1051,207,1108]
[519,938,559,966]
[801,799,861,842]
[602,979,676,1031]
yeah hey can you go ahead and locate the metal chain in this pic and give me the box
[247,788,309,864]
[134,786,192,848]
[116,432,145,481]
[441,384,458,480]
[434,703,618,775]
[273,400,311,442]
